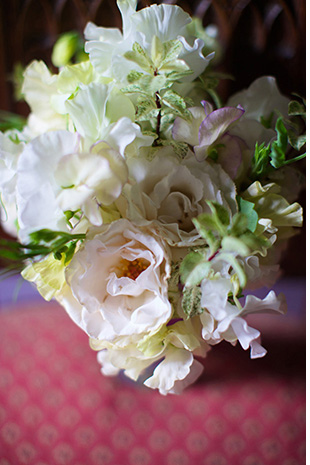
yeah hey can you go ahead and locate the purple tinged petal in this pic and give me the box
[198,106,245,148]
[200,100,213,116]
[216,133,244,179]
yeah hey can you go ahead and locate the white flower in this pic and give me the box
[144,348,204,395]
[172,102,245,179]
[227,76,289,150]
[123,147,237,245]
[93,318,208,395]
[21,61,68,138]
[200,272,287,358]
[0,132,25,235]
[84,1,214,82]
[16,130,128,239]
[58,219,172,342]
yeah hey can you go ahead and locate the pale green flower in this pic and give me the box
[22,253,66,301]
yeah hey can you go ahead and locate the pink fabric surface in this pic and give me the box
[0,302,305,465]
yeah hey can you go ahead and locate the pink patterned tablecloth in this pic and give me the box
[0,295,305,465]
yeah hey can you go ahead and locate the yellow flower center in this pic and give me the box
[117,258,149,280]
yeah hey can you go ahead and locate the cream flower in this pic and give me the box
[227,76,289,150]
[59,219,172,342]
[21,61,68,138]
[123,147,237,246]
[0,132,25,235]
[84,0,214,82]
[92,318,208,395]
[16,130,128,240]
[200,272,287,358]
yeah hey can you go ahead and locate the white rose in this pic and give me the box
[59,219,172,342]
[124,148,237,246]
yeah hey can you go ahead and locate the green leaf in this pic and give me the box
[236,197,258,232]
[192,216,221,253]
[161,90,192,120]
[287,131,306,151]
[240,232,271,256]
[182,286,203,319]
[135,95,157,120]
[288,100,306,117]
[162,39,183,65]
[124,42,154,73]
[221,236,250,256]
[165,69,194,81]
[207,201,230,228]
[0,111,26,132]
[229,212,249,236]
[140,74,167,94]
[127,70,144,83]
[180,251,211,287]
[270,117,288,169]
[251,141,271,179]
[260,112,274,129]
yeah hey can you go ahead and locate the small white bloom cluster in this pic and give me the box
[0,0,304,394]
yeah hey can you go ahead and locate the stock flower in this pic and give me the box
[58,219,172,342]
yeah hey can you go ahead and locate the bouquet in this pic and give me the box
[0,0,305,395]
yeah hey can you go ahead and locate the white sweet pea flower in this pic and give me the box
[144,348,204,395]
[0,132,25,201]
[16,130,127,240]
[92,318,208,395]
[21,61,68,138]
[200,272,287,358]
[59,219,172,342]
[123,147,237,246]
[243,181,303,240]
[0,132,25,235]
[65,81,153,152]
[84,0,214,82]
[227,76,289,150]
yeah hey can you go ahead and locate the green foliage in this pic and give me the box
[288,98,306,118]
[0,111,26,132]
[260,112,274,129]
[122,39,194,138]
[0,229,85,273]
[180,250,211,287]
[180,201,271,289]
[251,115,306,181]
[181,286,203,319]
[236,197,258,232]
[160,90,192,120]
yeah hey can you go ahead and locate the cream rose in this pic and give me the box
[58,219,172,342]
[123,148,237,246]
